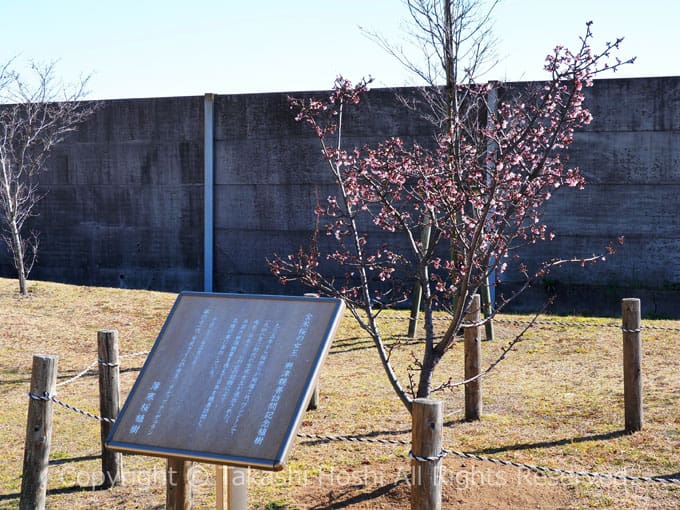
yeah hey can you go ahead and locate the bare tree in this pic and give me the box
[366,0,502,336]
[365,0,500,128]
[0,61,96,295]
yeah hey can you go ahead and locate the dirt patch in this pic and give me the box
[280,457,573,509]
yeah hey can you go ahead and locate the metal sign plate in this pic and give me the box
[107,292,344,470]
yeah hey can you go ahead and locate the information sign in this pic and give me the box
[107,292,344,470]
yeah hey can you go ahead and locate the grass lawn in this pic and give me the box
[0,277,678,509]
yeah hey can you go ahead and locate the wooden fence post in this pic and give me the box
[20,354,58,510]
[411,398,443,510]
[622,298,643,432]
[98,329,122,487]
[464,294,482,421]
[166,458,193,510]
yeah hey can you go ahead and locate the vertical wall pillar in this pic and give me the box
[204,93,215,293]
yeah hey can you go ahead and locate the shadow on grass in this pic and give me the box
[0,376,31,386]
[330,335,422,354]
[473,429,630,454]
[308,477,407,509]
[0,483,109,502]
[298,427,410,446]
[330,336,373,354]
[49,454,100,466]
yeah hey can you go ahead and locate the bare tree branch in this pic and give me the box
[0,60,97,295]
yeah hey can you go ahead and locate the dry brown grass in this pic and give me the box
[1,277,679,509]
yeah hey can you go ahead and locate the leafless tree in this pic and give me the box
[0,61,96,295]
[365,0,500,128]
[365,0,502,335]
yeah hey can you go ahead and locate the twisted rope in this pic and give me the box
[495,318,622,329]
[28,392,116,423]
[297,432,410,446]
[409,450,447,462]
[296,432,680,485]
[120,350,150,359]
[54,350,148,388]
[384,314,680,332]
[442,448,680,485]
[56,359,99,387]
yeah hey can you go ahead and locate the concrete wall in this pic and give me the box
[211,88,434,295]
[17,96,205,291]
[1,76,678,316]
[510,77,680,316]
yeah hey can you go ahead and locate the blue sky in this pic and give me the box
[1,0,677,99]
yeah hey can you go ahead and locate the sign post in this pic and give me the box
[107,292,344,506]
[228,467,247,509]
[216,466,226,509]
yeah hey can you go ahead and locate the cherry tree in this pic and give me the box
[0,61,95,295]
[270,21,632,411]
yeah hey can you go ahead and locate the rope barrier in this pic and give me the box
[120,350,150,359]
[297,432,409,446]
[33,333,680,491]
[55,351,148,388]
[635,323,680,332]
[500,318,680,333]
[441,448,680,485]
[28,392,115,423]
[296,432,679,484]
[383,313,680,332]
[55,359,99,388]
[29,391,680,486]
[409,450,447,462]
[495,318,622,329]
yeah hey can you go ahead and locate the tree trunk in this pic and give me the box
[9,217,27,295]
[416,345,439,398]
[416,294,437,399]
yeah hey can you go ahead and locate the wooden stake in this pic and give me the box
[464,294,482,421]
[216,466,227,510]
[307,384,320,411]
[304,293,320,410]
[480,279,495,341]
[98,329,122,487]
[411,398,443,510]
[407,281,423,339]
[622,298,643,432]
[20,354,58,510]
[408,212,432,338]
[166,458,192,510]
